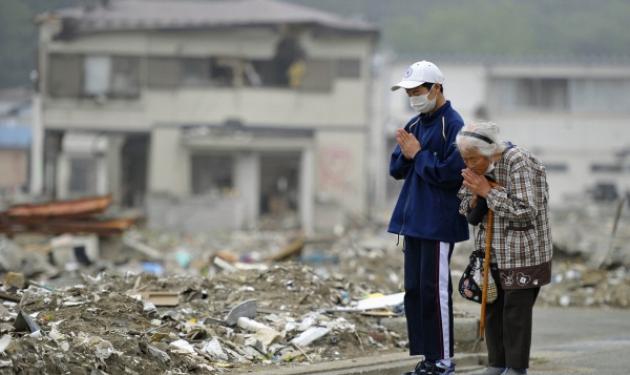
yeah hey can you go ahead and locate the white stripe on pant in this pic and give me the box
[438,241,451,360]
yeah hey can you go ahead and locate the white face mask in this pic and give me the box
[409,92,437,114]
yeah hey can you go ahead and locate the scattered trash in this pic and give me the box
[237,317,283,347]
[50,234,99,267]
[0,291,21,303]
[4,217,616,374]
[539,260,630,308]
[3,272,26,290]
[0,335,11,353]
[174,249,193,269]
[142,262,165,276]
[268,236,305,262]
[225,299,257,326]
[123,233,162,259]
[143,291,180,307]
[169,339,196,354]
[213,257,237,273]
[146,344,171,364]
[291,326,330,347]
[14,310,40,333]
[331,292,405,313]
[203,337,228,361]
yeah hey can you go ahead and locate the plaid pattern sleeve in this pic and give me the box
[458,185,473,217]
[485,163,538,224]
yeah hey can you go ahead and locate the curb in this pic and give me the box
[238,351,486,375]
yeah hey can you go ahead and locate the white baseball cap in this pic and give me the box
[391,60,445,91]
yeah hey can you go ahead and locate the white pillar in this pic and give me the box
[148,128,189,196]
[235,152,260,229]
[96,155,108,196]
[56,153,69,199]
[299,147,314,235]
[29,94,44,196]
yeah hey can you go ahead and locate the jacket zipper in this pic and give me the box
[398,119,421,247]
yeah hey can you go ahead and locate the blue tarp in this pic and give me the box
[0,123,31,148]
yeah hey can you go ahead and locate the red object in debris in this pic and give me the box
[3,195,112,221]
[0,195,136,236]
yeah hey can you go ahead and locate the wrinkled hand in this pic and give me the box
[396,128,421,160]
[462,168,492,198]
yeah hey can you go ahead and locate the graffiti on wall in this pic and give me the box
[317,146,355,196]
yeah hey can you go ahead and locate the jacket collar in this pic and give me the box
[419,100,451,125]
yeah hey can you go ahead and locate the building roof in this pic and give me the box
[43,0,377,35]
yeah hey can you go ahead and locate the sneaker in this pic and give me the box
[401,360,427,375]
[473,367,506,375]
[424,360,455,375]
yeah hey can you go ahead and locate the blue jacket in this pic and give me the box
[388,101,469,243]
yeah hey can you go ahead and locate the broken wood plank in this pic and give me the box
[0,292,21,303]
[267,236,305,262]
[123,235,161,259]
[143,292,180,307]
[2,195,112,221]
[0,218,135,236]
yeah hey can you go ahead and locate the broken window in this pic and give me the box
[147,57,180,89]
[251,60,276,86]
[110,56,140,97]
[260,152,300,216]
[83,56,111,97]
[243,62,262,87]
[191,154,234,195]
[271,36,306,87]
[209,58,236,87]
[336,59,361,79]
[48,54,82,97]
[178,58,236,87]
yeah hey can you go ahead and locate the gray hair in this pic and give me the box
[455,122,506,157]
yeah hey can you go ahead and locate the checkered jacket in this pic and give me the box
[458,144,553,289]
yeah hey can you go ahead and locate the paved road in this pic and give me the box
[460,305,630,374]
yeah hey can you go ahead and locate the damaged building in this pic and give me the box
[34,0,378,233]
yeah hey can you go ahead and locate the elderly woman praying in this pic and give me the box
[455,122,553,375]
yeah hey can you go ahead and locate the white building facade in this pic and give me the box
[35,0,378,233]
[383,56,630,206]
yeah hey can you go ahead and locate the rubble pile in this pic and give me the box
[0,261,412,374]
[539,260,630,308]
[550,199,630,267]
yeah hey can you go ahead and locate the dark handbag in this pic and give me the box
[466,197,488,225]
[458,250,497,304]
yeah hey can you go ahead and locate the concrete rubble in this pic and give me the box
[0,225,462,374]
[0,200,626,373]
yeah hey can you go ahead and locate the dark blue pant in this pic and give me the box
[404,237,454,360]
